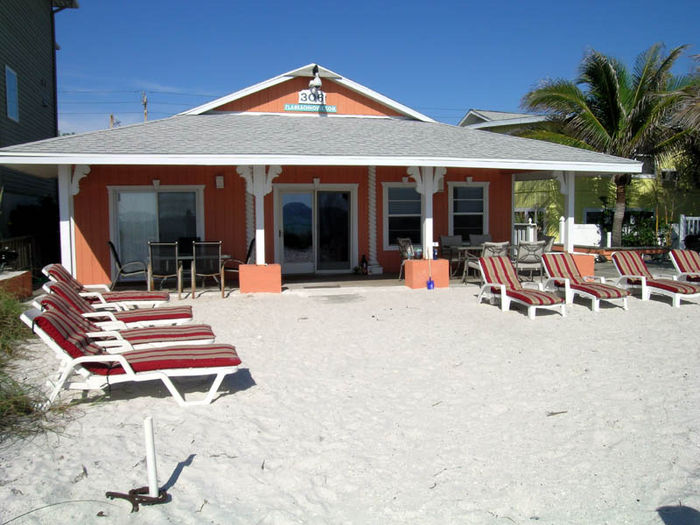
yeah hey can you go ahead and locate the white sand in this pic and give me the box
[1,285,699,524]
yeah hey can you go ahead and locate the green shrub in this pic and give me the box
[0,288,42,440]
[621,218,659,247]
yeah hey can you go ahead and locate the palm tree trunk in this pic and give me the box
[611,175,629,246]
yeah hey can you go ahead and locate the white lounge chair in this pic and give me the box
[612,250,700,307]
[669,249,700,284]
[542,252,629,311]
[21,309,241,407]
[477,255,565,319]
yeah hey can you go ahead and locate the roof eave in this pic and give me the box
[0,153,642,177]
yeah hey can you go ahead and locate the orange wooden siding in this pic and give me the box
[73,165,248,285]
[72,164,513,284]
[215,77,403,117]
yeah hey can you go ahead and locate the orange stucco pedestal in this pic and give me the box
[571,253,595,277]
[404,259,449,289]
[239,264,282,293]
[0,270,32,300]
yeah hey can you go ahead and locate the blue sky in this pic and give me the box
[55,0,699,134]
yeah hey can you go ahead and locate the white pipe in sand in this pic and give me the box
[144,416,159,498]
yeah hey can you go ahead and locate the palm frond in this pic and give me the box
[517,129,597,150]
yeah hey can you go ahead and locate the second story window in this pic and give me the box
[5,66,19,122]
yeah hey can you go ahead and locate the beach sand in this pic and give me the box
[1,284,699,524]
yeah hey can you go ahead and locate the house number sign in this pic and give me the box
[298,89,326,105]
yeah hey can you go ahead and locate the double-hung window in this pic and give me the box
[449,182,488,238]
[5,66,19,122]
[384,184,422,247]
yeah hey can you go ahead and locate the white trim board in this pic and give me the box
[0,153,642,175]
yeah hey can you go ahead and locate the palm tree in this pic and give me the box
[521,43,691,246]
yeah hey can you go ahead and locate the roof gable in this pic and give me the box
[181,64,435,122]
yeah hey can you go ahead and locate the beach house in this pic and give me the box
[0,64,641,291]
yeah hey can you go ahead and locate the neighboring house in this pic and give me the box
[459,108,700,243]
[0,64,640,286]
[0,0,77,245]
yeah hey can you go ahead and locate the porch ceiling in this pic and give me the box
[0,113,641,178]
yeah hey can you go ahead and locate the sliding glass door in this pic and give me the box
[112,188,201,274]
[278,187,354,274]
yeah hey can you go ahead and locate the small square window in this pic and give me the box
[5,66,19,122]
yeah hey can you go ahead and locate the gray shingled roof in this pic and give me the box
[0,113,638,168]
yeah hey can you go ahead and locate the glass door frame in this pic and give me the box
[273,183,358,275]
[107,185,205,281]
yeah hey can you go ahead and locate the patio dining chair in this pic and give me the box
[107,241,147,291]
[148,241,183,299]
[191,241,224,298]
[513,240,546,281]
[396,237,417,281]
[439,235,463,277]
[463,241,510,283]
[222,238,256,296]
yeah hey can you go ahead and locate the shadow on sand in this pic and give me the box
[657,505,700,525]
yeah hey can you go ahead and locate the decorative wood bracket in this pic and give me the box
[70,165,91,196]
[406,166,446,195]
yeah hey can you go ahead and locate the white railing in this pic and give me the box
[512,220,537,245]
[679,215,700,248]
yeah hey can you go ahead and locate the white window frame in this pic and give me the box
[5,66,19,122]
[448,181,489,237]
[107,185,205,277]
[382,182,423,251]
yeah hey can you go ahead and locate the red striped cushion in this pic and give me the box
[106,344,241,375]
[35,312,107,368]
[570,282,629,299]
[48,282,94,313]
[671,249,700,278]
[543,253,585,284]
[647,278,700,295]
[612,251,652,279]
[45,264,83,291]
[506,289,563,306]
[120,324,215,344]
[480,256,522,290]
[114,305,192,323]
[39,294,99,331]
[100,290,170,303]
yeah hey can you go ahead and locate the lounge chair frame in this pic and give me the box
[542,253,629,312]
[612,251,700,308]
[669,249,700,284]
[21,310,238,407]
[477,256,565,319]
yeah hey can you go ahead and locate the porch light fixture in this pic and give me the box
[152,179,160,189]
[215,175,224,189]
[309,65,322,94]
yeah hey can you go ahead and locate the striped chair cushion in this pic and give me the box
[108,344,241,375]
[35,312,108,373]
[612,251,653,279]
[506,289,563,306]
[542,253,585,284]
[646,278,700,295]
[479,256,522,290]
[113,305,193,324]
[99,290,170,303]
[569,282,629,299]
[119,324,215,345]
[670,249,700,282]
[39,294,99,332]
[47,282,94,314]
[45,263,83,291]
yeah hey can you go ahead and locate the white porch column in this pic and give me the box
[367,166,382,274]
[407,166,446,259]
[237,165,281,265]
[57,164,90,275]
[557,170,576,253]
[57,165,73,273]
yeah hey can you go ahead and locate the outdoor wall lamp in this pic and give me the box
[215,175,224,189]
